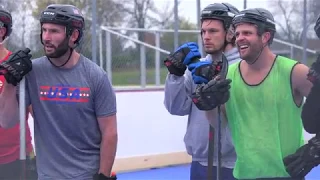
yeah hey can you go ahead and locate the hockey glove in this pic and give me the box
[0,48,32,86]
[164,42,201,76]
[307,54,320,86]
[283,135,320,178]
[191,78,231,111]
[188,53,229,84]
[93,172,117,180]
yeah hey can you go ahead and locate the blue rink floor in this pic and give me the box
[117,164,320,180]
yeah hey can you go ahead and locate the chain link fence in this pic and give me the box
[98,26,318,87]
[9,25,317,87]
[270,39,318,66]
[98,27,201,87]
[3,0,319,88]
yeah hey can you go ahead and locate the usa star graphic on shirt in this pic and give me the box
[39,85,90,103]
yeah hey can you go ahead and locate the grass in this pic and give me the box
[111,68,168,86]
[109,57,317,87]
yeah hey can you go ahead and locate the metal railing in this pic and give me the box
[98,26,318,88]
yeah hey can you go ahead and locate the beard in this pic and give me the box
[44,38,69,58]
[241,42,264,64]
[204,41,225,55]
[205,48,221,55]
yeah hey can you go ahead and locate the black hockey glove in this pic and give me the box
[307,54,320,86]
[164,42,201,76]
[283,135,320,178]
[93,173,117,180]
[0,48,32,86]
[191,78,231,111]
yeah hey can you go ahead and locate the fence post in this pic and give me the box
[290,46,294,59]
[155,31,161,86]
[140,45,146,88]
[106,30,112,84]
[99,28,103,68]
[91,0,97,63]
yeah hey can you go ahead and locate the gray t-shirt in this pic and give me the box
[24,55,117,180]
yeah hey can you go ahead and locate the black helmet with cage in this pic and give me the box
[314,14,320,39]
[39,4,85,45]
[200,3,240,30]
[232,8,276,44]
[0,8,12,39]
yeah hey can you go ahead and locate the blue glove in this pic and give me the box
[188,54,229,85]
[175,42,201,65]
[188,61,212,84]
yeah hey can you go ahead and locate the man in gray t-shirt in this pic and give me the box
[0,4,117,180]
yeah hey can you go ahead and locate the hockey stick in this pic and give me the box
[207,109,222,180]
[216,105,222,180]
[209,54,228,180]
[207,108,222,180]
[216,54,229,180]
[207,126,215,180]
[19,77,27,180]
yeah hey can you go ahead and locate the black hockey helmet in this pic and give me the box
[0,8,12,38]
[201,3,240,30]
[40,4,85,44]
[314,14,320,39]
[232,8,276,43]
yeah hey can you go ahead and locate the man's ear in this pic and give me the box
[69,29,80,46]
[0,27,7,41]
[262,31,271,44]
[226,27,235,43]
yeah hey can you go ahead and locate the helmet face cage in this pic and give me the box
[315,15,320,39]
[40,5,85,45]
[0,10,12,38]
